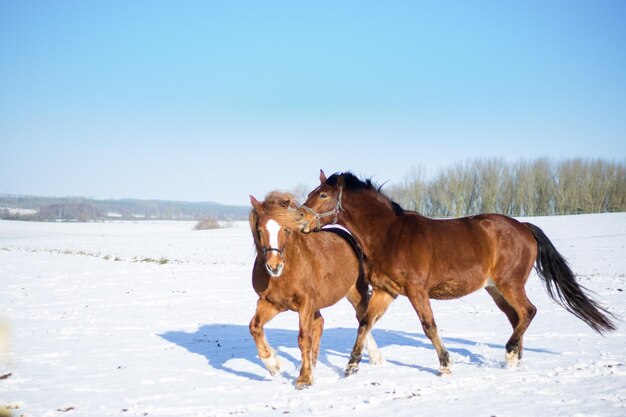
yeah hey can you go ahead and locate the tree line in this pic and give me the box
[385,158,626,218]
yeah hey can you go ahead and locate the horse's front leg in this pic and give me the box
[296,305,315,389]
[310,311,324,367]
[249,299,282,376]
[346,288,395,376]
[406,286,451,375]
[345,284,384,366]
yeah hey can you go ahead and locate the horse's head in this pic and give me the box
[297,170,344,233]
[250,193,299,278]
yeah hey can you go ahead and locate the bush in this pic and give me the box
[194,217,221,230]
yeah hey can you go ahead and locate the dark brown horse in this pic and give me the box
[249,192,382,389]
[297,171,616,376]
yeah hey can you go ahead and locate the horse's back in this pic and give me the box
[418,213,535,254]
[302,230,360,277]
[394,213,537,299]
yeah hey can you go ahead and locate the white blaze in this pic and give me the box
[266,219,281,249]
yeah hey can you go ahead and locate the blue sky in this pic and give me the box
[1,1,625,205]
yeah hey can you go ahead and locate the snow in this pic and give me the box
[0,208,37,216]
[0,213,625,417]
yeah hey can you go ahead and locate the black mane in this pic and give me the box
[326,172,375,192]
[326,172,404,215]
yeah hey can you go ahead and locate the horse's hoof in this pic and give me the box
[438,367,452,377]
[505,351,519,368]
[368,353,385,366]
[295,379,312,390]
[344,365,359,377]
[262,350,281,376]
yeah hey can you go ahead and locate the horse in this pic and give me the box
[297,170,616,376]
[248,191,382,389]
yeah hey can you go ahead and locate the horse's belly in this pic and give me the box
[428,276,486,300]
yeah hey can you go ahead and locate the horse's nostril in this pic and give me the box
[266,263,284,277]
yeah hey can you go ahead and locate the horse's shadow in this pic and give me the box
[159,324,557,380]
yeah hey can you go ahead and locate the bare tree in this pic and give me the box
[475,158,505,214]
[532,158,555,215]
[289,183,312,205]
[383,157,625,218]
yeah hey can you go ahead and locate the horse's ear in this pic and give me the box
[319,169,327,184]
[337,174,345,188]
[249,195,264,214]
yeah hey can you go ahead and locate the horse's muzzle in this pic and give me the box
[266,262,284,277]
[296,210,314,233]
[299,221,311,233]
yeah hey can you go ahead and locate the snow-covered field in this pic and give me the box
[1,213,625,417]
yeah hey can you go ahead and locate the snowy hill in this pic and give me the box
[0,195,248,222]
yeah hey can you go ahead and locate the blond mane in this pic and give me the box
[249,191,302,253]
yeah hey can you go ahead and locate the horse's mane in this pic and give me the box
[326,172,376,192]
[327,172,404,215]
[249,191,302,254]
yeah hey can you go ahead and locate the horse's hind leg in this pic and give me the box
[345,288,395,376]
[406,286,451,376]
[345,285,384,365]
[249,299,283,376]
[486,285,520,329]
[311,311,324,367]
[497,285,537,367]
[485,285,525,359]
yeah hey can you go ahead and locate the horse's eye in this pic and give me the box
[320,193,328,199]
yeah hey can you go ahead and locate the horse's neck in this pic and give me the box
[340,193,397,255]
[287,230,308,257]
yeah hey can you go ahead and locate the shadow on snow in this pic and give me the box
[159,324,557,381]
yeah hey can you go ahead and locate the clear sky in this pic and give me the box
[1,1,625,206]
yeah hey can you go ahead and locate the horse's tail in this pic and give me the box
[524,222,616,334]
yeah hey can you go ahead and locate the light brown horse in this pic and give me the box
[297,171,616,376]
[249,192,382,389]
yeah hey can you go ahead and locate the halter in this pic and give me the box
[261,247,284,257]
[300,187,344,231]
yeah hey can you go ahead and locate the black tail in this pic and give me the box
[525,223,616,334]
